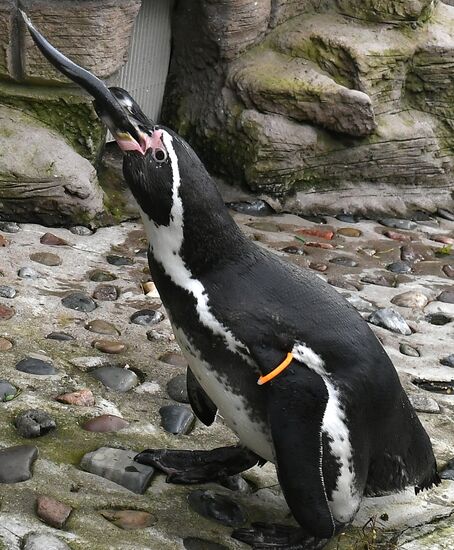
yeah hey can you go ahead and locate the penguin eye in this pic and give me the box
[153,148,167,163]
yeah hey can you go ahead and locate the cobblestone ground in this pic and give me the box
[0,205,453,550]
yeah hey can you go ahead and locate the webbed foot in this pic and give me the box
[232,522,329,550]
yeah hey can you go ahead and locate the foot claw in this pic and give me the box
[232,522,328,550]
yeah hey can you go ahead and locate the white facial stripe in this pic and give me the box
[140,130,248,358]
[292,342,361,523]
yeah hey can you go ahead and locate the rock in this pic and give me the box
[166,374,189,403]
[328,278,361,291]
[62,292,97,312]
[46,331,75,341]
[336,214,358,223]
[0,445,38,483]
[0,285,16,298]
[56,389,95,407]
[345,295,375,313]
[391,291,428,309]
[226,200,274,217]
[93,284,119,301]
[70,356,107,371]
[70,226,94,236]
[18,266,38,279]
[130,309,165,326]
[336,0,436,22]
[383,230,412,242]
[296,227,334,240]
[159,352,188,368]
[329,256,358,267]
[437,208,454,222]
[425,313,452,326]
[85,319,120,336]
[36,495,72,529]
[387,260,412,274]
[299,214,327,224]
[437,290,454,304]
[304,241,334,249]
[188,490,247,527]
[0,105,104,225]
[309,262,328,272]
[219,474,251,493]
[399,343,420,357]
[0,336,13,351]
[400,245,426,263]
[0,303,15,320]
[379,218,418,231]
[183,538,229,550]
[100,509,155,530]
[281,246,304,255]
[93,340,127,354]
[82,414,129,433]
[0,234,9,247]
[146,329,174,342]
[0,221,20,233]
[40,233,68,246]
[80,447,154,494]
[91,366,138,392]
[443,265,454,278]
[106,255,133,266]
[337,227,362,237]
[247,221,280,232]
[441,355,454,368]
[440,461,454,481]
[16,356,57,375]
[0,380,17,401]
[89,269,117,282]
[361,274,395,287]
[159,405,195,435]
[23,533,70,550]
[408,395,440,414]
[14,409,57,438]
[431,234,454,245]
[368,308,412,335]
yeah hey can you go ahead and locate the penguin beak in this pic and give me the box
[20,10,151,155]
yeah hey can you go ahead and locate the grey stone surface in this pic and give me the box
[0,445,38,483]
[90,366,139,392]
[368,308,412,335]
[23,533,70,550]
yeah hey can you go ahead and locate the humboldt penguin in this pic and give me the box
[22,12,440,548]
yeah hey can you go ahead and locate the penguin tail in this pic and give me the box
[414,470,441,495]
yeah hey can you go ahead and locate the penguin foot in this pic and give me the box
[232,522,329,550]
[134,445,263,484]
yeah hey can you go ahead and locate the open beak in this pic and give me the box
[20,10,150,154]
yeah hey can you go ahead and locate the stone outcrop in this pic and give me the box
[163,0,454,215]
[0,0,141,225]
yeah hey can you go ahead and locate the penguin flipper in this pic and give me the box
[253,347,336,539]
[186,366,217,426]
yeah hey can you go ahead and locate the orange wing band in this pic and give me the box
[257,352,294,386]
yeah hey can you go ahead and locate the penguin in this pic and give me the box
[22,13,440,548]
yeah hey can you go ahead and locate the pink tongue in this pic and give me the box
[116,138,144,153]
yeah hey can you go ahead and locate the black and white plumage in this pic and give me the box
[22,14,440,545]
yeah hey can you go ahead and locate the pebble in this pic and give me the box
[0,444,38,483]
[379,218,417,231]
[345,295,375,312]
[281,246,304,255]
[440,459,454,481]
[437,290,454,304]
[56,389,95,407]
[80,447,154,494]
[409,394,440,414]
[62,292,97,312]
[0,234,9,247]
[159,404,195,435]
[106,255,133,266]
[441,355,454,368]
[329,256,358,267]
[166,374,189,403]
[93,284,119,301]
[40,233,69,246]
[100,509,155,530]
[0,285,16,298]
[89,269,117,282]
[399,343,420,357]
[16,356,57,375]
[188,490,247,527]
[401,245,425,263]
[426,313,452,326]
[383,230,411,242]
[183,537,229,550]
[361,274,395,287]
[82,414,129,433]
[14,409,56,438]
[437,208,454,221]
[431,234,454,245]
[36,495,72,528]
[219,474,251,493]
[443,265,454,278]
[130,308,164,326]
[93,340,127,354]
[0,336,13,350]
[0,303,15,320]
[30,252,62,266]
[159,352,188,368]
[299,214,327,224]
[336,213,358,223]
[91,366,138,392]
[328,278,361,291]
[23,533,70,550]
[146,329,174,342]
[70,356,107,371]
[46,331,75,341]
[247,221,280,232]
[391,291,428,309]
[0,221,20,233]
[70,225,93,236]
[305,241,334,249]
[226,200,274,217]
[85,319,120,336]
[337,227,362,237]
[309,262,328,272]
[18,266,38,278]
[297,227,334,240]
[368,308,412,335]
[387,261,412,274]
[0,380,17,401]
